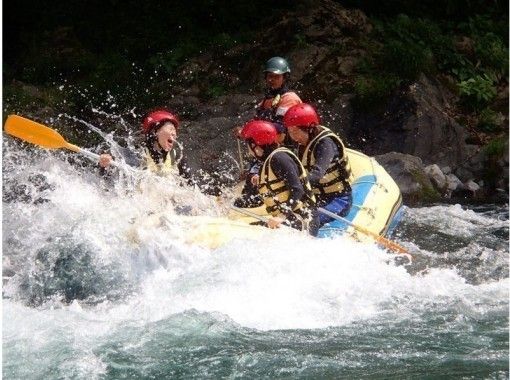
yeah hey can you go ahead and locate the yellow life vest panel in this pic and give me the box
[258,147,315,217]
[143,147,179,176]
[300,126,353,197]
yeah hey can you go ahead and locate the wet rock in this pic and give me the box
[441,166,452,175]
[446,173,464,194]
[375,152,440,204]
[349,75,468,170]
[455,166,475,182]
[424,164,447,192]
[464,179,481,194]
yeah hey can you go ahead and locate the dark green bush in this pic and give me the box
[381,39,434,79]
[353,73,401,110]
[148,41,201,77]
[205,82,228,99]
[474,33,509,76]
[458,73,497,109]
[477,108,503,132]
[483,137,508,158]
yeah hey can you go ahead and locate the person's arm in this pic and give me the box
[307,137,339,185]
[99,146,143,169]
[275,92,302,117]
[271,152,305,211]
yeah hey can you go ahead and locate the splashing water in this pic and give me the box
[3,128,508,379]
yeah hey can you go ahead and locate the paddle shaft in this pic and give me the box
[230,205,269,223]
[236,138,245,170]
[317,207,409,255]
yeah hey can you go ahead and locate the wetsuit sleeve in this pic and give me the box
[120,146,144,168]
[270,152,305,211]
[307,137,339,185]
[99,146,143,178]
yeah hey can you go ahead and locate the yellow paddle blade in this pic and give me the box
[4,114,80,152]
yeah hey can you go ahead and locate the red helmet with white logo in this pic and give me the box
[240,120,278,146]
[283,103,320,129]
[142,109,179,134]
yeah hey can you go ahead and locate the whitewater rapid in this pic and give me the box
[3,137,508,379]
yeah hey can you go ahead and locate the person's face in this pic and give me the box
[265,72,284,89]
[288,127,309,145]
[156,122,177,152]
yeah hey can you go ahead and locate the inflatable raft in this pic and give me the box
[129,148,403,250]
[317,148,402,241]
[230,148,403,243]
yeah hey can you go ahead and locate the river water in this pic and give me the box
[2,137,508,379]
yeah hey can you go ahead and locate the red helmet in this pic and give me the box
[240,120,278,146]
[283,103,320,129]
[142,109,179,134]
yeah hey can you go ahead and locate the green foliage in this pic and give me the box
[353,74,401,110]
[381,39,434,79]
[353,15,446,108]
[474,33,509,76]
[459,14,508,42]
[356,11,507,113]
[294,34,307,48]
[477,108,503,132]
[340,0,508,23]
[449,55,477,81]
[148,41,200,76]
[4,83,60,107]
[483,137,508,158]
[206,83,227,99]
[93,53,133,85]
[210,33,237,50]
[377,15,452,78]
[458,73,497,109]
[410,169,441,202]
[18,28,97,85]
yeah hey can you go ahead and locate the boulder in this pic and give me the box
[446,173,464,195]
[464,179,481,194]
[375,152,440,204]
[424,164,447,192]
[349,74,469,170]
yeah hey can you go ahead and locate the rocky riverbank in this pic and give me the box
[3,0,508,205]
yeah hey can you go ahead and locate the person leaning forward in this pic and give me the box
[284,103,353,227]
[238,119,320,236]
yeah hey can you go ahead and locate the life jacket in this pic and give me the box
[143,145,182,176]
[258,89,302,122]
[258,147,315,217]
[300,126,353,197]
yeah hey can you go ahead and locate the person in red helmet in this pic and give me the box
[284,103,353,227]
[98,108,191,178]
[237,119,319,235]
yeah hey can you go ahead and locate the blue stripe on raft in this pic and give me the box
[317,175,377,238]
